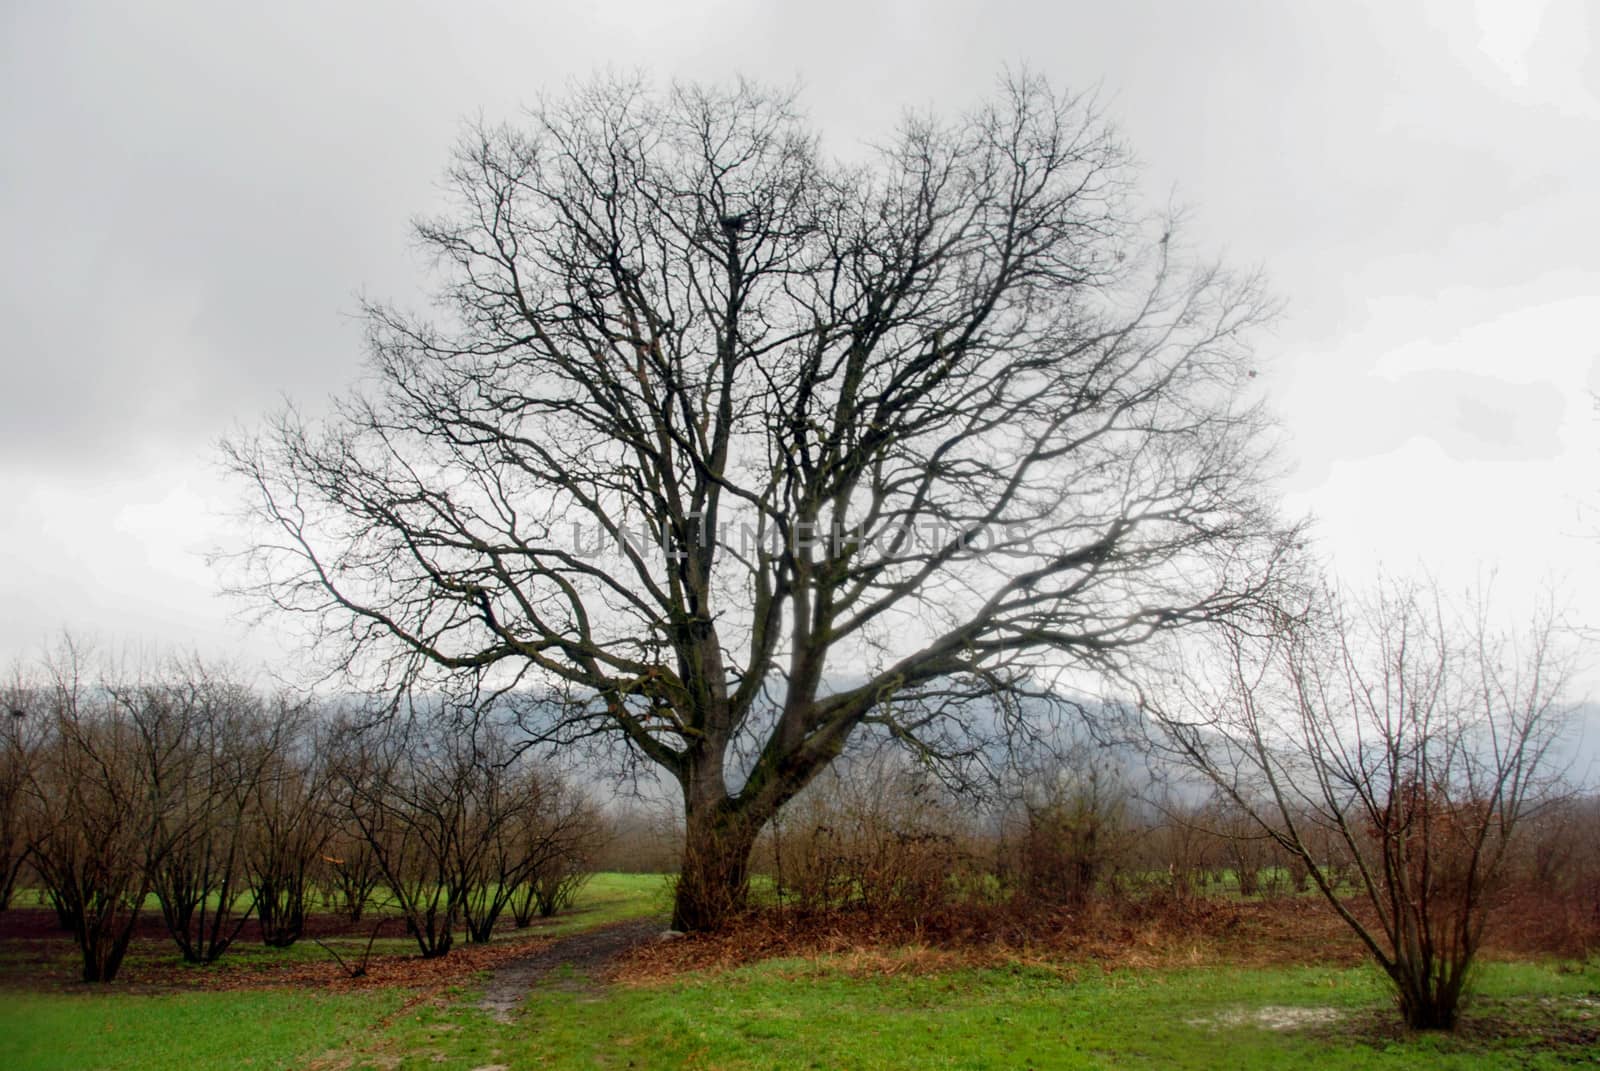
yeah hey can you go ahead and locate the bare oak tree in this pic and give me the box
[225,73,1294,930]
[1143,579,1577,1029]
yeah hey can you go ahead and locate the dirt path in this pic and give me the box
[477,918,665,1022]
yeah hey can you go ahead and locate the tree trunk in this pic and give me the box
[671,800,760,932]
[1390,959,1466,1030]
[1396,980,1459,1031]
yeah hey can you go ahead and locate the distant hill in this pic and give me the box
[1556,701,1600,789]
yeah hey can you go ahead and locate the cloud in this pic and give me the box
[2,0,1597,671]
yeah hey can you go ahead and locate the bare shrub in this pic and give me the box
[1147,578,1578,1030]
[317,824,385,924]
[331,702,605,953]
[511,778,605,926]
[1494,793,1600,957]
[1129,798,1219,903]
[1203,796,1275,899]
[769,755,967,919]
[247,705,331,948]
[24,643,161,982]
[138,665,280,965]
[1005,747,1132,908]
[330,709,469,958]
[460,751,554,944]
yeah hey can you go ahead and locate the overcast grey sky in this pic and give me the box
[2,0,1597,671]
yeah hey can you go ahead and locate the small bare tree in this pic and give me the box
[331,710,466,958]
[24,642,163,982]
[511,777,605,925]
[1202,795,1275,898]
[1145,579,1577,1029]
[1134,793,1219,901]
[135,665,278,965]
[458,737,545,944]
[247,702,331,948]
[318,818,386,924]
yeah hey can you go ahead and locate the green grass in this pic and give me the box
[0,873,670,1069]
[0,988,407,1071]
[348,957,1600,1070]
[5,873,1596,1070]
[527,870,672,933]
[10,958,1597,1071]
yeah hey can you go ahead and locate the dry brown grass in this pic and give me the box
[613,885,1600,985]
[612,896,1361,984]
[1483,884,1600,961]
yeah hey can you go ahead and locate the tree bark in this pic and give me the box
[671,798,760,933]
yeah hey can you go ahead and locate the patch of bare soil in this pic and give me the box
[1186,1005,1345,1031]
[1309,995,1600,1060]
[478,918,663,1022]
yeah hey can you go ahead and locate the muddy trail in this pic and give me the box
[477,917,665,1022]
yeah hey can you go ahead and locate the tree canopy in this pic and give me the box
[225,73,1297,929]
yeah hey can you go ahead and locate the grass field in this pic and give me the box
[3,873,1597,1070]
[1,989,408,1071]
[0,872,674,977]
[373,959,1600,1070]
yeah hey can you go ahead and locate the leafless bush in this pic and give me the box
[1126,797,1219,902]
[1003,747,1133,908]
[511,778,606,926]
[460,752,550,944]
[1146,578,1578,1030]
[23,642,163,982]
[1506,793,1600,955]
[1201,796,1277,899]
[247,705,331,948]
[317,824,385,924]
[137,664,284,965]
[769,756,968,919]
[9,633,621,977]
[331,702,604,954]
[330,710,469,958]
